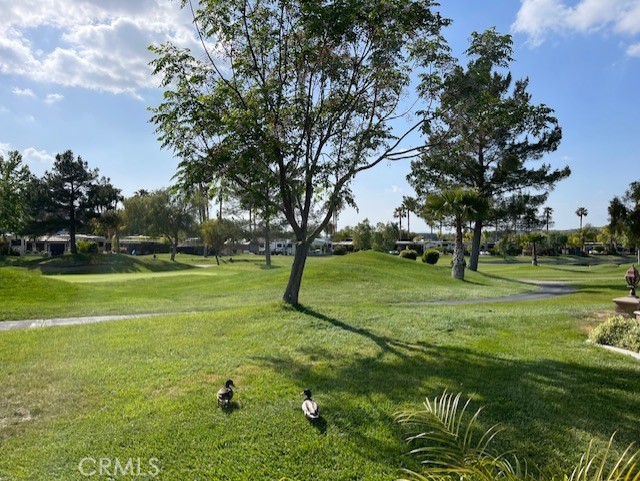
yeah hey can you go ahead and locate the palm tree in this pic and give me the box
[526,232,546,266]
[576,206,588,252]
[394,206,404,240]
[425,188,487,280]
[576,206,588,231]
[543,206,554,233]
[402,196,419,239]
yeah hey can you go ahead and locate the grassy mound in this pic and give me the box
[31,253,195,274]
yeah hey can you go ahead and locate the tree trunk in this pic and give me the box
[282,241,311,305]
[69,205,77,254]
[532,241,538,266]
[264,219,272,267]
[170,243,176,261]
[452,221,465,280]
[469,219,483,271]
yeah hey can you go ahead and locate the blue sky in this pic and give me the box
[1,0,639,232]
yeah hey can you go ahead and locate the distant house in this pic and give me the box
[4,233,109,255]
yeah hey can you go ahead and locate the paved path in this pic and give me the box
[0,313,167,332]
[405,281,576,305]
[0,281,575,332]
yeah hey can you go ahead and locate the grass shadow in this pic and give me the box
[26,254,196,275]
[261,305,640,467]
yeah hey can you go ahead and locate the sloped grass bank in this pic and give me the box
[1,251,537,321]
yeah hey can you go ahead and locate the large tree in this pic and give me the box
[123,189,196,261]
[608,196,627,253]
[0,150,33,237]
[42,150,102,254]
[200,218,241,265]
[408,28,570,273]
[150,0,450,305]
[623,181,640,263]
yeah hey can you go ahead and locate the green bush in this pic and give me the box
[421,249,440,265]
[332,245,347,256]
[589,315,640,352]
[77,241,99,254]
[399,249,418,260]
[0,239,9,255]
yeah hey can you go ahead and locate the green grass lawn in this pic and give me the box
[1,251,639,480]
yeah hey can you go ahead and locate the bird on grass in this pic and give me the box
[217,380,235,407]
[301,389,320,421]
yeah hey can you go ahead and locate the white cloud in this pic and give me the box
[512,0,570,46]
[513,0,640,55]
[627,42,640,55]
[12,87,35,97]
[0,0,201,97]
[22,147,55,175]
[45,93,63,104]
[0,144,54,173]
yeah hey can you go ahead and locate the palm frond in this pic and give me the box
[395,391,516,481]
[568,435,640,481]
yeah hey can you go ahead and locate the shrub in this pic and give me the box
[77,241,99,254]
[421,249,440,265]
[0,239,9,255]
[332,245,347,256]
[399,249,418,260]
[589,315,640,353]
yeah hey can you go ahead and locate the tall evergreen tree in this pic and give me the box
[43,150,99,254]
[409,28,570,273]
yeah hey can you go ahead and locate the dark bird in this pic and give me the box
[301,389,320,421]
[217,379,235,407]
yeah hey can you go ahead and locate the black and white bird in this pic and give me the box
[301,389,320,421]
[217,379,235,407]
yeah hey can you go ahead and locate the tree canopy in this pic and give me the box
[0,151,33,236]
[123,189,196,261]
[409,28,570,272]
[150,0,450,304]
[39,150,119,254]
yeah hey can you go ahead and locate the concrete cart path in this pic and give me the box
[1,282,576,332]
[405,281,576,306]
[0,313,170,332]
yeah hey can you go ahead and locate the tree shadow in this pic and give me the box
[257,305,640,467]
